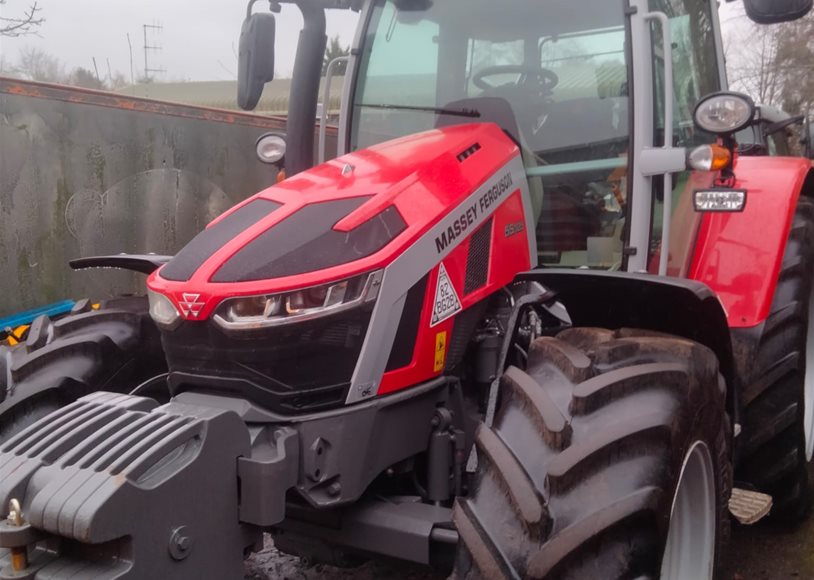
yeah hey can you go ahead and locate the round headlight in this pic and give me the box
[694,92,755,135]
[255,133,287,164]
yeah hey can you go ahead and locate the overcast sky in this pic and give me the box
[0,0,746,83]
[0,0,360,81]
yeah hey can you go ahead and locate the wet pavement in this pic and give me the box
[246,477,814,579]
[246,515,814,580]
[724,514,814,579]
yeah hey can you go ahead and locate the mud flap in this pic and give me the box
[0,392,259,579]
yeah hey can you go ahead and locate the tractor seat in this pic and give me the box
[435,97,545,223]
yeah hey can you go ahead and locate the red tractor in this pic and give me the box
[2,0,814,578]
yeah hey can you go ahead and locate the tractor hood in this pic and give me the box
[147,123,522,321]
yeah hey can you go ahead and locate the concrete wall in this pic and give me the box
[0,78,337,317]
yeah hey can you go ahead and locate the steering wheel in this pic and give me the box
[473,65,559,95]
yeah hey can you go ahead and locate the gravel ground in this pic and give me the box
[723,510,814,579]
[244,538,442,580]
[245,505,814,580]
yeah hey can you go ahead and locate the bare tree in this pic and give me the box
[0,0,43,37]
[15,46,65,83]
[773,16,814,116]
[69,67,104,90]
[728,24,783,105]
[322,36,349,76]
[107,71,129,90]
[726,10,814,115]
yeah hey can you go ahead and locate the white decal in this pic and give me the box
[431,263,462,327]
[178,293,206,318]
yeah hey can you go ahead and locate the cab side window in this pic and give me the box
[650,0,721,147]
[648,0,722,275]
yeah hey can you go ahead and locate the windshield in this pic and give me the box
[351,0,631,269]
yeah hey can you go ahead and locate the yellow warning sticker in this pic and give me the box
[434,331,448,372]
[5,325,29,346]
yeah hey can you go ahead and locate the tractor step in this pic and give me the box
[728,488,773,524]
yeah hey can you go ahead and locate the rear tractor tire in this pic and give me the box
[0,296,167,440]
[454,327,731,579]
[737,196,814,524]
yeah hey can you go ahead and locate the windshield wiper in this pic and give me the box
[356,103,481,118]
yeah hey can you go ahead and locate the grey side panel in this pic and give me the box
[175,377,450,508]
[347,154,530,403]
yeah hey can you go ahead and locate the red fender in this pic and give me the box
[689,157,813,328]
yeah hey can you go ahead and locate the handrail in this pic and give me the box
[319,56,349,164]
[525,157,627,177]
[645,11,674,277]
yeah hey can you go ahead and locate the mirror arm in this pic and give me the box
[285,0,327,176]
[762,114,805,137]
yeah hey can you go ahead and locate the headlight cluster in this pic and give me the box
[213,270,383,330]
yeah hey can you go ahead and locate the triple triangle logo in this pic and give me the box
[177,293,206,318]
[431,263,462,327]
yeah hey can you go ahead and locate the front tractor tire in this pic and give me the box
[738,196,814,523]
[0,296,167,440]
[454,328,730,580]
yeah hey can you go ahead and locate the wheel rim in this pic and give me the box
[805,283,814,461]
[660,441,716,580]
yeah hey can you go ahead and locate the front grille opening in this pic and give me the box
[161,305,374,415]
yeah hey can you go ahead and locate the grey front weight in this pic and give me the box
[0,392,260,579]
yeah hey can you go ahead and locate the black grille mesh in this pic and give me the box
[464,219,492,294]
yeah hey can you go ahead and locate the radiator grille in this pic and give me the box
[464,219,492,295]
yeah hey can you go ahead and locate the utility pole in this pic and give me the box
[142,23,165,82]
[92,57,101,85]
[127,33,135,85]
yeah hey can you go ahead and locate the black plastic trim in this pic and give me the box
[160,199,281,281]
[213,197,407,282]
[385,275,429,372]
[70,254,172,275]
[522,269,735,399]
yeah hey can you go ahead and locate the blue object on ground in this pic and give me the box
[0,300,76,329]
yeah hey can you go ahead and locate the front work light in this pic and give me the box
[213,270,383,330]
[693,189,747,212]
[694,92,755,135]
[148,289,181,328]
[255,132,287,164]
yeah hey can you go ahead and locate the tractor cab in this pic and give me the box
[350,0,632,268]
[241,0,733,275]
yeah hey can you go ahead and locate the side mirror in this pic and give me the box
[237,1,276,111]
[742,0,813,24]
